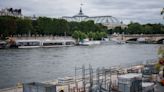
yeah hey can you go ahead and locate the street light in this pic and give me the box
[161,8,164,15]
[161,8,164,19]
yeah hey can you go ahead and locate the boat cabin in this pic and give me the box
[42,40,75,47]
[16,40,41,48]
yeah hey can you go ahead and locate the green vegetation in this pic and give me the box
[155,46,164,71]
[72,31,107,40]
[0,16,107,40]
[155,63,161,72]
[1,16,164,40]
[108,22,164,34]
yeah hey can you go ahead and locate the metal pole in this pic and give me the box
[104,69,107,89]
[96,68,101,92]
[82,65,86,92]
[89,64,93,92]
[75,66,78,92]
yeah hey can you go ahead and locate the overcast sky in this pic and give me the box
[0,0,164,24]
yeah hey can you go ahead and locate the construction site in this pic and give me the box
[0,60,163,92]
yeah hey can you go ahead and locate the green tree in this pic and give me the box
[142,24,153,34]
[127,22,143,34]
[0,16,17,37]
[87,32,94,40]
[16,19,32,35]
[37,17,53,35]
[72,31,87,41]
[112,26,123,34]
[72,31,80,40]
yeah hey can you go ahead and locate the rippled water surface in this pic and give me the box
[0,44,160,88]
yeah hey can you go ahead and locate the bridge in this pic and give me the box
[111,34,164,43]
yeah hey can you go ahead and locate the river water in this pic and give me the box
[0,44,161,89]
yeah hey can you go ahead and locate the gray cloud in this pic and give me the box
[0,0,164,24]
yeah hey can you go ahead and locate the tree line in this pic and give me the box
[0,16,164,40]
[108,22,164,34]
[0,16,107,39]
[72,31,107,41]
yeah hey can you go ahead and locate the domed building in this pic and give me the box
[62,8,127,29]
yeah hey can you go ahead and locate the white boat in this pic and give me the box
[0,41,7,49]
[101,38,116,45]
[137,37,146,43]
[41,40,75,48]
[78,38,101,46]
[16,40,41,48]
[110,38,125,44]
[79,41,101,46]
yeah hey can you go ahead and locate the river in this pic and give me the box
[0,44,161,89]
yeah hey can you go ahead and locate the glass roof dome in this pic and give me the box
[73,7,89,18]
[62,7,122,25]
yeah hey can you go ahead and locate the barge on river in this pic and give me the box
[15,39,75,48]
[16,40,41,48]
[41,40,75,48]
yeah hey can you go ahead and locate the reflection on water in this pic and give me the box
[0,44,160,88]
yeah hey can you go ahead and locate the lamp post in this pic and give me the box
[161,8,164,19]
